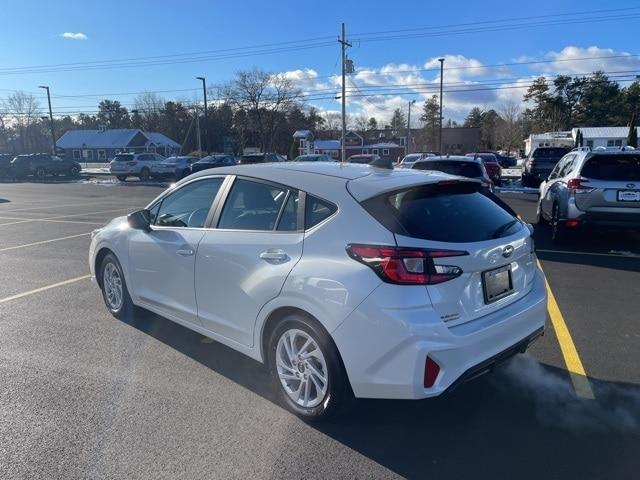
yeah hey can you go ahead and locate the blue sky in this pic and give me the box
[1,0,639,122]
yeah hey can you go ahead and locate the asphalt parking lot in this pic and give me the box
[0,179,639,479]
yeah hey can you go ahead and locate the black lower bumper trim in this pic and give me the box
[445,327,545,393]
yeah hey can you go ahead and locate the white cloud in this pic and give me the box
[287,46,638,123]
[60,32,88,41]
[539,46,640,75]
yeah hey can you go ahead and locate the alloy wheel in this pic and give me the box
[275,329,329,408]
[103,262,123,311]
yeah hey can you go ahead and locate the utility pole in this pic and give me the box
[196,76,208,153]
[406,99,415,155]
[38,85,55,154]
[438,58,444,153]
[339,23,352,163]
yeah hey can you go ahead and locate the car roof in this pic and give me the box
[185,162,463,201]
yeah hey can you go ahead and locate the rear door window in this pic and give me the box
[218,179,288,231]
[579,155,640,181]
[360,182,521,243]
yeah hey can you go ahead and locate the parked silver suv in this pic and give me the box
[109,152,165,181]
[537,147,640,242]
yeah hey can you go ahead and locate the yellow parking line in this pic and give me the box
[0,232,91,252]
[0,275,90,304]
[537,260,595,399]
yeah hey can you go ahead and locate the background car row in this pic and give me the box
[0,153,82,179]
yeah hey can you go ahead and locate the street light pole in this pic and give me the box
[406,100,415,155]
[39,85,56,154]
[196,76,208,153]
[438,58,444,153]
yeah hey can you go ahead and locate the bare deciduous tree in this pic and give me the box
[498,101,523,154]
[134,91,165,131]
[1,91,41,152]
[222,68,302,151]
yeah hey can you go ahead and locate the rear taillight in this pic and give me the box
[128,161,138,166]
[346,244,468,285]
[424,356,440,388]
[567,178,593,194]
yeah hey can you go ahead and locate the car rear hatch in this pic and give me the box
[357,180,536,327]
[573,153,640,216]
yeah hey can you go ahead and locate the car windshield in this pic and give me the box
[580,154,640,181]
[401,154,422,163]
[413,160,484,178]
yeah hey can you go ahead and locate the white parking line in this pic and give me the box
[536,249,640,258]
[0,216,105,226]
[0,207,136,227]
[0,202,130,213]
[0,232,91,252]
[0,275,90,305]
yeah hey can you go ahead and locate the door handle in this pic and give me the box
[259,249,288,264]
[176,249,194,256]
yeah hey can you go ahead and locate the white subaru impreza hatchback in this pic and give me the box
[89,162,547,420]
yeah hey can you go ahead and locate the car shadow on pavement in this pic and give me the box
[121,310,640,479]
[533,225,640,273]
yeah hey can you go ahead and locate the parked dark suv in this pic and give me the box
[11,153,82,179]
[522,147,569,187]
[0,154,14,178]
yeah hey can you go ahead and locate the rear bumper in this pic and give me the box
[567,200,640,228]
[332,269,547,400]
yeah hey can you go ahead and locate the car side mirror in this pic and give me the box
[128,209,151,232]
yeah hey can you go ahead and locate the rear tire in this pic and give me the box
[267,313,353,422]
[99,253,135,320]
[139,168,150,182]
[35,167,46,179]
[116,175,127,182]
[536,201,548,225]
[69,166,80,177]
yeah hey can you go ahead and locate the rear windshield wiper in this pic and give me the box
[492,219,519,238]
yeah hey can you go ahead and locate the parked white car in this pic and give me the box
[109,152,165,181]
[89,163,547,420]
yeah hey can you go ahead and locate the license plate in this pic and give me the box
[482,264,514,304]
[617,190,640,202]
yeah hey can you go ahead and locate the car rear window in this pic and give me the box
[114,154,133,161]
[241,154,265,164]
[579,154,640,181]
[533,148,566,158]
[413,160,483,178]
[360,182,521,242]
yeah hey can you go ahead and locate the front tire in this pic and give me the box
[35,167,46,179]
[69,166,80,177]
[116,175,127,182]
[551,204,566,243]
[139,168,150,182]
[99,253,135,320]
[267,314,352,421]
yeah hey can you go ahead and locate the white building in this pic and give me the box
[572,127,638,149]
[525,126,638,155]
